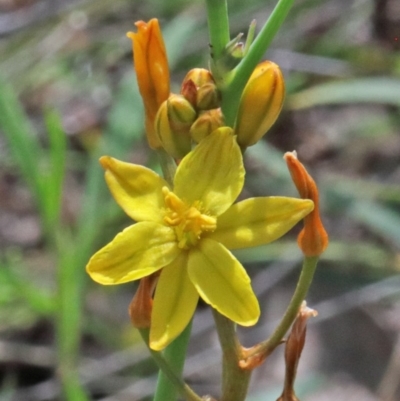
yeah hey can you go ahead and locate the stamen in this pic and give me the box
[163,187,217,248]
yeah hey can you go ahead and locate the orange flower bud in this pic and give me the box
[284,152,329,257]
[129,275,158,329]
[181,68,219,110]
[180,79,197,107]
[235,61,285,148]
[190,108,224,143]
[181,68,214,89]
[127,19,170,149]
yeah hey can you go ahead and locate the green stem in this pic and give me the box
[221,0,295,126]
[139,325,202,401]
[213,311,252,401]
[247,256,319,359]
[205,0,230,61]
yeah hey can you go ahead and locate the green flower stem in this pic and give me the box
[139,325,202,401]
[157,148,177,186]
[205,0,230,61]
[212,311,251,401]
[247,256,319,359]
[221,0,295,126]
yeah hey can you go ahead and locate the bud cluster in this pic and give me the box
[155,68,225,159]
[155,61,286,159]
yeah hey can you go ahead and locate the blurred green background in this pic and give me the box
[0,0,400,400]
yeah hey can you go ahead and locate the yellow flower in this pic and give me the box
[127,19,170,149]
[86,128,314,350]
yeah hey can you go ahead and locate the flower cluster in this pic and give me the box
[86,19,328,351]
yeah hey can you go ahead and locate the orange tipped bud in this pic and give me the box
[235,61,285,148]
[181,68,219,110]
[284,152,329,257]
[129,275,158,328]
[127,19,170,149]
[180,79,197,107]
[190,108,224,143]
[155,96,193,159]
[181,68,214,89]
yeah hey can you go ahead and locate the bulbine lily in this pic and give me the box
[86,128,314,350]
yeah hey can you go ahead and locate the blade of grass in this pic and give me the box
[349,200,400,249]
[0,75,43,207]
[42,108,67,232]
[288,78,400,109]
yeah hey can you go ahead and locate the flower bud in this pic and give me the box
[127,19,170,149]
[180,79,197,107]
[284,152,329,257]
[181,69,219,110]
[181,68,214,89]
[155,97,192,159]
[235,61,285,148]
[190,108,224,143]
[196,82,220,110]
[167,94,197,129]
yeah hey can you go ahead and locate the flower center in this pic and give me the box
[162,187,216,249]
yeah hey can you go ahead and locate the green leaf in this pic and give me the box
[350,200,400,248]
[289,78,400,109]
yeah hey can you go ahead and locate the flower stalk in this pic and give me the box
[242,256,319,364]
[212,311,252,401]
[139,325,202,401]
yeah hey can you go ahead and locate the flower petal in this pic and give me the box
[207,197,314,250]
[150,252,199,351]
[188,238,259,326]
[174,127,244,216]
[100,156,168,223]
[86,222,179,285]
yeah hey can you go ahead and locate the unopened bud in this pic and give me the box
[127,19,170,149]
[129,275,158,328]
[181,68,214,89]
[284,152,329,257]
[196,82,220,110]
[180,79,197,107]
[167,94,197,129]
[155,97,192,159]
[190,109,224,143]
[235,61,285,148]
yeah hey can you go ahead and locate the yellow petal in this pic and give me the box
[100,156,168,223]
[174,127,244,216]
[208,197,314,250]
[188,238,259,326]
[86,222,179,285]
[150,252,199,351]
